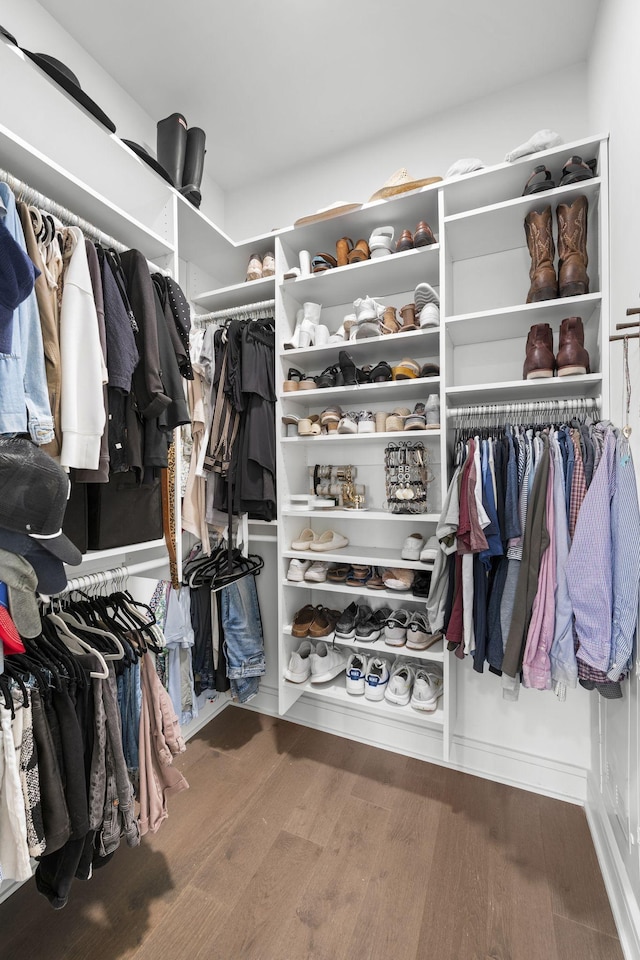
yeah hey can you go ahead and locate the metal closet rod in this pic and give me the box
[0,166,172,277]
[195,298,276,323]
[447,397,601,420]
[58,558,168,597]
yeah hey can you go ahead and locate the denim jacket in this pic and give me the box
[0,183,54,444]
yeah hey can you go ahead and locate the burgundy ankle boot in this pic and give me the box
[523,323,555,380]
[556,316,590,377]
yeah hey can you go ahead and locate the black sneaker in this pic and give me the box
[355,604,380,642]
[335,602,359,640]
[412,571,431,597]
[372,606,392,629]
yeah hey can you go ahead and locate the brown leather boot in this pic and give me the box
[556,316,590,377]
[524,206,558,303]
[523,323,555,380]
[557,195,589,297]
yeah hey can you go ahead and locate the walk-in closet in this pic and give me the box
[0,1,639,958]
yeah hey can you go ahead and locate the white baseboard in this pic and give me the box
[585,775,640,960]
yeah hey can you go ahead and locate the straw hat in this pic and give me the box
[294,201,362,228]
[369,169,442,202]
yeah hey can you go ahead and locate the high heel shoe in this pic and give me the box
[338,350,370,386]
[283,302,322,350]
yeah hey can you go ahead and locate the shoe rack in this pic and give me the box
[273,133,609,765]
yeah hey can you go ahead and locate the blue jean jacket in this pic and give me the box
[0,183,54,444]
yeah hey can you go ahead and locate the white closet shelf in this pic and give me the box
[282,578,433,604]
[281,509,440,522]
[444,293,602,346]
[444,178,601,261]
[287,676,444,727]
[281,245,439,308]
[281,327,439,368]
[283,544,435,570]
[0,124,175,262]
[283,624,444,663]
[441,134,605,217]
[280,377,441,405]
[281,430,441,444]
[193,276,276,312]
[446,372,603,406]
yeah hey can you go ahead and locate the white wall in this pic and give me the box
[225,62,590,239]
[1,0,225,226]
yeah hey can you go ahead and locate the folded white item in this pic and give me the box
[445,158,485,178]
[504,129,562,163]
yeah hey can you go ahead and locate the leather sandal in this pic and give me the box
[522,164,556,196]
[311,253,337,273]
[559,155,596,186]
[380,306,401,335]
[392,358,420,380]
[319,407,343,432]
[283,367,304,391]
[399,303,417,331]
[316,364,342,389]
[419,362,440,378]
[336,237,354,267]
[369,361,393,382]
[327,564,349,583]
[347,239,370,263]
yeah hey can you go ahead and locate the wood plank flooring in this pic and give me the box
[0,708,624,960]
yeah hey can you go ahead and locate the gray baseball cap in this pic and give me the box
[0,547,41,638]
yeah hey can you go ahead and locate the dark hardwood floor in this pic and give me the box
[0,708,624,960]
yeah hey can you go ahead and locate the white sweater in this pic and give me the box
[59,226,107,470]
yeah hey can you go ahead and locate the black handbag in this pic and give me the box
[87,470,163,550]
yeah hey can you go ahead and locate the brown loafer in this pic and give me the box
[396,229,414,252]
[308,606,340,640]
[414,221,436,247]
[292,604,318,638]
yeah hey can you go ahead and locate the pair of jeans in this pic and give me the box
[219,573,265,703]
[117,661,141,775]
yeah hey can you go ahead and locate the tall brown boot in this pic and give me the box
[524,206,558,303]
[557,195,589,297]
[523,323,555,380]
[556,316,590,377]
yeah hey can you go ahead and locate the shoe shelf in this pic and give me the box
[281,509,440,523]
[445,372,603,407]
[283,624,444,664]
[192,275,276,312]
[281,430,441,444]
[280,376,440,405]
[282,579,432,604]
[283,544,435,571]
[444,178,601,262]
[444,294,602,347]
[284,676,444,727]
[441,134,605,217]
[281,245,440,308]
[281,327,439,369]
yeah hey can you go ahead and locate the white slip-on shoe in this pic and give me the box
[411,665,444,711]
[384,608,411,646]
[287,558,312,581]
[284,640,315,683]
[291,528,318,551]
[346,652,370,695]
[364,657,391,701]
[385,661,415,705]
[401,532,425,560]
[304,561,329,582]
[419,535,440,563]
[309,530,350,552]
[310,641,349,683]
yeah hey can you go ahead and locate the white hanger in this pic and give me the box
[45,608,109,680]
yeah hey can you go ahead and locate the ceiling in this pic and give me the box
[38,0,601,193]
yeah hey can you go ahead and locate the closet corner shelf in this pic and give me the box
[69,539,168,568]
[281,509,440,523]
[445,372,603,407]
[280,326,439,369]
[193,275,276,312]
[283,624,445,663]
[283,544,435,571]
[444,178,601,262]
[291,676,445,728]
[444,293,603,347]
[279,377,441,405]
[281,245,440,307]
[282,580,438,608]
[280,430,441,445]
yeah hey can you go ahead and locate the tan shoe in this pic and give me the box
[246,251,263,282]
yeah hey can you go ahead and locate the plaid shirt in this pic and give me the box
[568,429,587,540]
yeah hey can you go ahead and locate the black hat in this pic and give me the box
[121,140,174,185]
[0,528,70,593]
[0,437,82,565]
[21,51,116,133]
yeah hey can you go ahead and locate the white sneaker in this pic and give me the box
[284,640,315,683]
[309,641,349,683]
[414,282,440,328]
[353,295,385,323]
[304,561,329,582]
[357,411,376,434]
[419,535,440,562]
[385,661,415,706]
[364,657,391,701]
[346,652,369,695]
[337,412,358,434]
[291,528,318,551]
[287,558,311,582]
[309,530,349,552]
[401,532,425,560]
[411,665,444,711]
[425,394,440,429]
